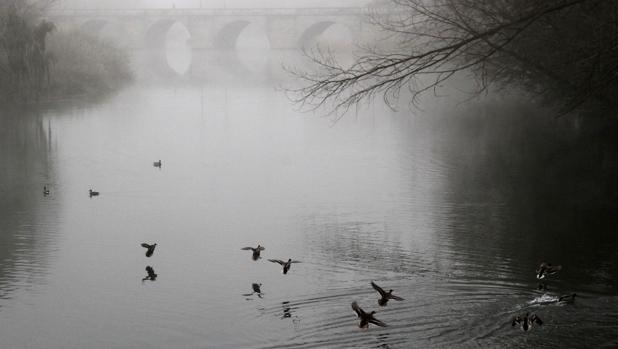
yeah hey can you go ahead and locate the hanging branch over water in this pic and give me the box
[289,0,618,116]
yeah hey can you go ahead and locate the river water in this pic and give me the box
[0,72,617,348]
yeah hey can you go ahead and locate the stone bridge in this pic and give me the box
[47,7,375,50]
[46,7,379,78]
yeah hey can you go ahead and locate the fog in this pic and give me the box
[55,0,368,9]
[1,1,617,348]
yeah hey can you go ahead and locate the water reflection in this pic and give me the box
[243,283,263,299]
[0,111,57,304]
[141,266,157,282]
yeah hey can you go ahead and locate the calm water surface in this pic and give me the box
[0,81,617,348]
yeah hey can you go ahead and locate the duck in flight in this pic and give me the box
[371,281,404,306]
[351,301,387,328]
[89,189,99,197]
[153,160,162,168]
[536,262,562,279]
[512,312,543,331]
[241,244,265,260]
[43,186,50,196]
[268,258,300,274]
[141,243,157,257]
[142,266,157,281]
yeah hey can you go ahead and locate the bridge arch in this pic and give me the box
[144,19,192,77]
[214,20,252,50]
[297,21,354,50]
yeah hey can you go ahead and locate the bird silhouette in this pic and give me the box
[268,258,300,274]
[141,243,157,257]
[153,160,162,168]
[89,189,99,197]
[512,312,543,331]
[371,281,404,306]
[351,301,387,328]
[241,244,266,260]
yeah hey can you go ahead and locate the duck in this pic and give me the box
[268,258,300,274]
[351,301,387,328]
[241,244,266,260]
[558,293,577,304]
[43,186,50,196]
[153,160,162,168]
[89,189,100,197]
[142,266,157,281]
[536,262,562,279]
[141,243,157,257]
[537,283,548,291]
[512,312,543,331]
[371,281,404,306]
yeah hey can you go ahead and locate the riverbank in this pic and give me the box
[0,4,132,106]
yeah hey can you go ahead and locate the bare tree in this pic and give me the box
[290,0,618,116]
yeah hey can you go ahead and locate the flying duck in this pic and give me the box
[142,266,157,281]
[43,186,50,196]
[371,281,404,306]
[512,312,543,331]
[241,244,266,260]
[141,243,157,257]
[242,283,264,298]
[351,301,387,328]
[153,160,162,168]
[268,258,300,274]
[89,189,99,197]
[536,262,562,279]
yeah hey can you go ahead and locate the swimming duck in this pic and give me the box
[89,189,99,197]
[558,293,577,304]
[142,266,157,281]
[153,160,162,168]
[536,262,562,279]
[371,281,404,306]
[141,243,157,257]
[43,186,50,196]
[241,244,266,260]
[537,283,548,291]
[268,258,300,274]
[512,312,543,331]
[351,301,387,328]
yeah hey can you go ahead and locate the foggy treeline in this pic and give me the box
[0,0,131,104]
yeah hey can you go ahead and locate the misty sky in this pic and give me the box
[56,0,370,9]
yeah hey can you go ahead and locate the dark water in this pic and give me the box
[0,82,617,348]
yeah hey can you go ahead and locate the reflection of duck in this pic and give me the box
[536,262,562,279]
[351,301,387,328]
[89,189,99,197]
[141,243,157,257]
[241,244,265,260]
[512,312,543,331]
[558,293,577,304]
[153,160,162,168]
[142,266,157,281]
[268,258,300,274]
[282,301,292,318]
[43,186,50,196]
[371,281,404,306]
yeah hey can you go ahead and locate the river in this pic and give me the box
[0,70,617,348]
